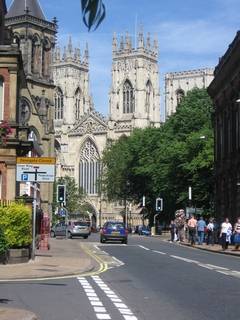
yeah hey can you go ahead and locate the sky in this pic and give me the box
[6,0,240,119]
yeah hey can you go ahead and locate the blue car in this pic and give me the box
[139,225,151,236]
[100,221,128,244]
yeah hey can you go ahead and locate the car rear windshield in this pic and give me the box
[106,222,124,228]
[73,221,88,226]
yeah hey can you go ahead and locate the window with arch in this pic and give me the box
[42,37,51,77]
[146,80,153,113]
[54,87,64,120]
[75,88,81,120]
[123,80,134,113]
[0,77,4,121]
[176,89,185,105]
[79,139,100,195]
[31,35,41,74]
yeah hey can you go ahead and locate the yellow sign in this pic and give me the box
[17,157,56,165]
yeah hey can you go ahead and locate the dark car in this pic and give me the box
[100,221,128,244]
[139,225,151,236]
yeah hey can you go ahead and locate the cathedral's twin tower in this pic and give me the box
[53,31,160,132]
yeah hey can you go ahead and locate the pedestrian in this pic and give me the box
[220,218,232,250]
[197,216,206,245]
[175,210,185,242]
[169,220,177,242]
[233,217,240,250]
[187,214,197,245]
[206,218,214,245]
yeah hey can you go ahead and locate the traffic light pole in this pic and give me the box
[31,182,37,260]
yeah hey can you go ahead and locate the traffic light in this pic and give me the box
[156,198,163,212]
[57,185,66,203]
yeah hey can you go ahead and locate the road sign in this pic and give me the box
[58,207,67,217]
[16,157,55,182]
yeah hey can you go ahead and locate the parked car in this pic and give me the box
[50,221,91,239]
[139,225,151,236]
[100,221,128,244]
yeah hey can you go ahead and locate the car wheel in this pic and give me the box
[83,236,88,239]
[50,231,55,238]
[67,232,72,239]
[122,239,128,244]
[100,237,105,243]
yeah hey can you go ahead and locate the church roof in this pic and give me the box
[6,0,46,20]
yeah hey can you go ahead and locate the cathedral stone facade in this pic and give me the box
[165,68,214,118]
[54,32,161,226]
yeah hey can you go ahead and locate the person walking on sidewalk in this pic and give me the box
[169,220,177,242]
[220,218,232,250]
[188,215,197,245]
[197,217,206,245]
[233,217,240,250]
[206,218,214,245]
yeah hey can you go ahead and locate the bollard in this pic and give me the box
[151,226,156,236]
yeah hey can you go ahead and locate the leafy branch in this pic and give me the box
[81,0,106,31]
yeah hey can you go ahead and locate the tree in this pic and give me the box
[81,0,106,31]
[53,176,85,214]
[102,88,214,222]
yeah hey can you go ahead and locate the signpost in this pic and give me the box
[16,157,55,260]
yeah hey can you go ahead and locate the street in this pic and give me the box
[0,234,239,320]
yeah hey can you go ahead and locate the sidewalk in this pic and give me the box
[155,232,240,257]
[0,238,97,281]
[0,307,38,320]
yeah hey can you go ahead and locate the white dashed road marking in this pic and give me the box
[92,275,139,319]
[138,245,150,251]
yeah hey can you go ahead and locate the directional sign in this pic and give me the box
[16,157,55,182]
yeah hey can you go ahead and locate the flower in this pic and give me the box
[0,121,12,145]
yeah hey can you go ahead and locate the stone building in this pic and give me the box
[53,32,161,226]
[165,68,214,118]
[208,31,240,223]
[0,0,57,214]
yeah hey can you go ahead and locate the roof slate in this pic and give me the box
[6,0,46,20]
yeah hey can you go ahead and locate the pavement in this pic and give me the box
[0,237,98,281]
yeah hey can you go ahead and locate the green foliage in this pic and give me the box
[0,226,8,255]
[81,0,106,31]
[102,88,214,221]
[0,203,32,248]
[53,176,85,215]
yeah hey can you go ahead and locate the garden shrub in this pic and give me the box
[0,203,32,248]
[0,226,8,255]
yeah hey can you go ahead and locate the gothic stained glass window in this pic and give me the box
[75,88,81,120]
[54,87,64,120]
[79,139,100,195]
[123,80,134,113]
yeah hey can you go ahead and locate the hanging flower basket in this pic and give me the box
[0,121,12,145]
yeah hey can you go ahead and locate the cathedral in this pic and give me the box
[53,32,161,226]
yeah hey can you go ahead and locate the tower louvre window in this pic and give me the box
[75,88,81,120]
[54,87,64,120]
[146,80,153,114]
[123,80,134,113]
[79,139,100,195]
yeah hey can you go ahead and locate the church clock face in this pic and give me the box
[19,98,31,125]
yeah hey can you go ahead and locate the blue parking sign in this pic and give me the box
[21,174,28,181]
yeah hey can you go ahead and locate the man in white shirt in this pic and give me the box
[220,218,232,250]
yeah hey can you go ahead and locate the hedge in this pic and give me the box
[0,203,32,248]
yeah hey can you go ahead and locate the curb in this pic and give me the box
[179,242,240,258]
[0,308,38,320]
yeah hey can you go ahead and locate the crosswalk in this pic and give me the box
[77,276,138,320]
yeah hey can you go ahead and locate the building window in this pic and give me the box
[0,77,4,121]
[79,139,100,195]
[75,88,81,120]
[146,80,153,113]
[31,35,41,74]
[176,89,185,105]
[123,80,134,113]
[54,87,64,120]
